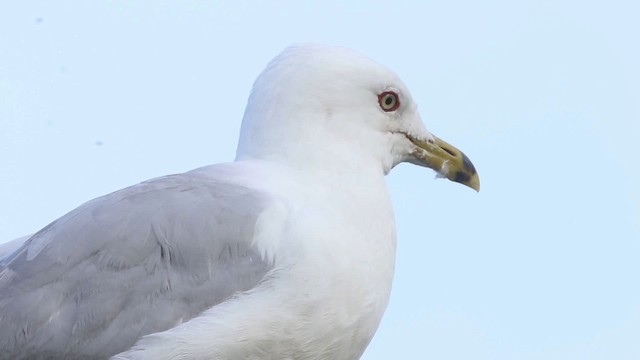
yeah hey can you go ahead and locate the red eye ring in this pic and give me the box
[378,91,400,112]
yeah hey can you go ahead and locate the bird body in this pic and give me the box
[115,160,397,359]
[0,44,478,359]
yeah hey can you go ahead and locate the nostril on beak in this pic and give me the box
[441,146,457,157]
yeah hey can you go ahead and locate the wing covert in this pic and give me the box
[0,170,278,359]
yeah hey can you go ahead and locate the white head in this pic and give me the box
[236,44,478,190]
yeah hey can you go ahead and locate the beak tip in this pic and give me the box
[458,152,479,192]
[471,181,480,193]
[452,170,480,192]
[466,174,481,192]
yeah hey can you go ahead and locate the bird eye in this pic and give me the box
[378,91,400,112]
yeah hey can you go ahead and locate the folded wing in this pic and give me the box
[0,170,276,359]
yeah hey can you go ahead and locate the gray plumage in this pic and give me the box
[0,166,273,359]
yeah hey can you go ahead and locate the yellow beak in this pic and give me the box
[407,135,480,192]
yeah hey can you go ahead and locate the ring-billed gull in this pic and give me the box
[0,44,479,359]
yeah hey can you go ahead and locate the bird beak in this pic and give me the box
[406,134,480,192]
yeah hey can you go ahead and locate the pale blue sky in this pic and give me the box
[1,1,638,359]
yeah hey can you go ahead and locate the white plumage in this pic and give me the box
[0,44,478,359]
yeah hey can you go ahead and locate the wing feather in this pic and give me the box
[0,169,276,359]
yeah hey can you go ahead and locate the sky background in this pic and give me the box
[1,1,639,359]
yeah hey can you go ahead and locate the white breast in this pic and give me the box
[116,162,397,360]
[272,171,397,359]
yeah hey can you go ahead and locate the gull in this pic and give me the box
[0,44,479,360]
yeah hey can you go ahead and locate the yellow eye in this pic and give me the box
[378,91,400,112]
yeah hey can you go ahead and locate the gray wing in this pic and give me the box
[0,170,275,359]
[0,235,30,260]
